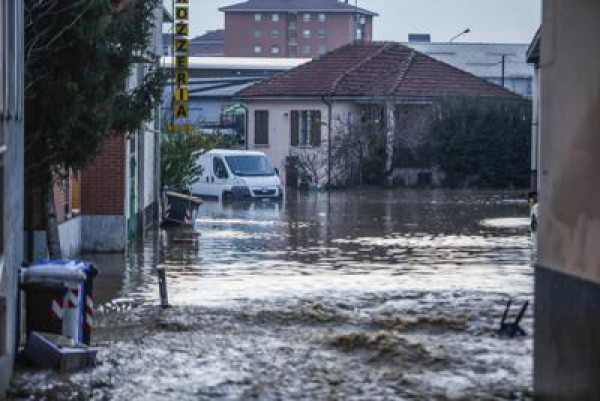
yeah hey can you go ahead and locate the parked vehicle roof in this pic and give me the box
[204,149,269,157]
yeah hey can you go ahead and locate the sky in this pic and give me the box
[178,0,541,44]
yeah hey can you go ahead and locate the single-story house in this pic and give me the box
[236,41,519,187]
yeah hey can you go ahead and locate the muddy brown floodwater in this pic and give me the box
[9,189,535,401]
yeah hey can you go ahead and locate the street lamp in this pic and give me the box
[449,28,471,42]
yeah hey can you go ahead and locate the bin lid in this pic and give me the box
[22,260,88,284]
[165,191,203,204]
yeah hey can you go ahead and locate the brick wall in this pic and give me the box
[81,134,126,216]
[224,12,373,58]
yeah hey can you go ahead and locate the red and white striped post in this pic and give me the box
[62,284,81,341]
[83,294,94,335]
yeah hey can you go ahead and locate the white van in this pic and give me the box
[189,149,283,200]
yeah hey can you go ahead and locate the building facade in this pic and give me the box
[163,30,225,57]
[527,30,541,191]
[79,5,165,252]
[535,0,600,398]
[28,5,165,258]
[238,42,519,188]
[161,56,308,142]
[0,1,24,395]
[220,0,377,58]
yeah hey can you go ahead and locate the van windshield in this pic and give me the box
[225,155,275,177]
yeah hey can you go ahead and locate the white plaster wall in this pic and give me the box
[538,0,600,284]
[30,217,82,261]
[143,125,156,209]
[81,216,126,253]
[247,99,357,185]
[141,6,162,212]
[58,217,82,258]
[124,138,133,223]
[531,67,540,180]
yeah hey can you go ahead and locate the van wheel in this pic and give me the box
[222,192,233,203]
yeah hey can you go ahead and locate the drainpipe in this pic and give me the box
[239,104,249,150]
[321,96,333,187]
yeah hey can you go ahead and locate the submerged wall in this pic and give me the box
[536,0,600,398]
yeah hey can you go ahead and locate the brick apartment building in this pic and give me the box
[219,0,377,58]
[163,30,225,57]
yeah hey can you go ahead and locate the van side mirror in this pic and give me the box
[274,168,280,176]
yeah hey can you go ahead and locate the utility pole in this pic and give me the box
[492,53,514,89]
[501,54,506,88]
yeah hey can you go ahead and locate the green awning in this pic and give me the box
[222,103,246,115]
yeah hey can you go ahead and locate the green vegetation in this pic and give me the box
[429,97,532,188]
[161,132,235,190]
[351,98,532,189]
[25,0,164,184]
[24,0,164,257]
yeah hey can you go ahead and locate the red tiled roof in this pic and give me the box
[219,0,377,16]
[237,42,520,99]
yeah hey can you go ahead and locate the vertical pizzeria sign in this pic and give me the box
[170,0,191,131]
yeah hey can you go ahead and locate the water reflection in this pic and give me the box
[35,189,536,400]
[95,189,532,307]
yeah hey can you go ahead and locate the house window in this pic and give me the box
[254,45,262,54]
[271,29,280,39]
[356,26,363,41]
[303,45,312,55]
[303,29,311,39]
[255,110,269,145]
[271,46,280,55]
[318,13,326,22]
[253,29,262,39]
[272,13,279,22]
[318,45,328,55]
[254,13,262,22]
[303,13,311,22]
[318,29,326,39]
[290,110,321,147]
[288,21,297,30]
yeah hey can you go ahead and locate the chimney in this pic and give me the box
[408,33,431,43]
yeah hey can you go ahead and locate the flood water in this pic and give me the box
[10,189,535,400]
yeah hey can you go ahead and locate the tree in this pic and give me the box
[429,97,532,188]
[289,115,386,188]
[24,0,164,257]
[288,108,389,188]
[161,131,235,191]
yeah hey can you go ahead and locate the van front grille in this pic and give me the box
[252,188,277,197]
